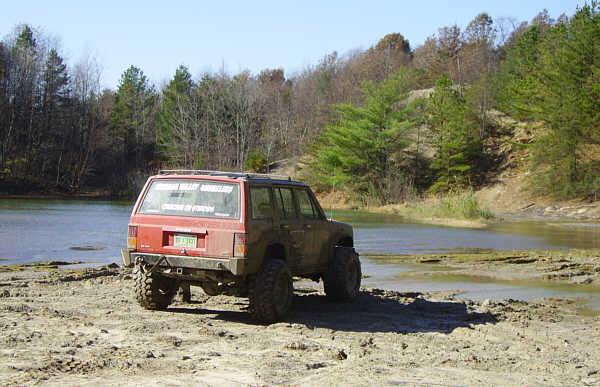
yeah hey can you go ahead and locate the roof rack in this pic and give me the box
[158,169,292,181]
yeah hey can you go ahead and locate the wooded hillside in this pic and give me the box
[1,4,598,200]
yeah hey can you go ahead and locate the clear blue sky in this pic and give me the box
[2,0,587,90]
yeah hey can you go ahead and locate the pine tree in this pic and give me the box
[111,66,156,173]
[40,48,70,181]
[15,25,36,50]
[157,65,193,162]
[427,75,480,192]
[12,25,42,177]
[311,69,416,204]
[497,25,544,120]
[501,2,600,198]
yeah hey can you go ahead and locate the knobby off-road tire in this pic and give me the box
[323,247,361,302]
[134,265,177,310]
[248,259,293,323]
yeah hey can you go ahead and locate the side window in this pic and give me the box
[276,187,297,219]
[250,186,273,220]
[297,189,317,219]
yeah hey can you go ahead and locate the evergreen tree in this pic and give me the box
[12,25,43,177]
[501,2,600,198]
[39,48,70,180]
[42,49,70,108]
[15,25,37,54]
[427,75,480,192]
[111,66,156,174]
[497,25,544,120]
[157,65,193,162]
[311,69,416,204]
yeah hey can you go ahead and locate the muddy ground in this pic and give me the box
[1,259,599,386]
[376,249,600,285]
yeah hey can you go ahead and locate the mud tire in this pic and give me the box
[134,265,176,310]
[323,247,361,302]
[249,260,293,323]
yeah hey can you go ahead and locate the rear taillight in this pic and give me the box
[233,233,247,257]
[127,225,138,250]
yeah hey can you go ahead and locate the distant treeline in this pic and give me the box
[1,4,599,200]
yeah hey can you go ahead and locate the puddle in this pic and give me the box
[360,257,600,313]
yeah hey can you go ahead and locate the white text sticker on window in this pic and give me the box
[162,203,185,211]
[156,182,198,191]
[161,203,214,213]
[192,205,215,213]
[179,183,199,191]
[200,184,234,193]
[155,183,180,191]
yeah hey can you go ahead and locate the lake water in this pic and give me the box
[0,199,132,264]
[332,211,600,310]
[1,199,599,309]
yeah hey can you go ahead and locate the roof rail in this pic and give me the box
[245,172,292,181]
[158,169,291,181]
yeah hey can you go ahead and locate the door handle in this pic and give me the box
[280,224,289,230]
[305,224,312,229]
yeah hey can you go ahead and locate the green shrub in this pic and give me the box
[245,151,268,173]
[438,190,494,219]
[415,189,494,220]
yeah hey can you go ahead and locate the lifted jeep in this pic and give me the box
[122,170,360,322]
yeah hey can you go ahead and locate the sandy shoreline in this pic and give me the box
[1,261,599,386]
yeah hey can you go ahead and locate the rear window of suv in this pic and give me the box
[138,179,240,219]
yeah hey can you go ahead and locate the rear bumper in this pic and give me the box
[130,252,247,276]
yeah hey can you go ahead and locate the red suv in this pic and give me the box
[122,170,361,322]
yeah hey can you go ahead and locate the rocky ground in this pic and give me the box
[513,203,600,221]
[1,261,599,386]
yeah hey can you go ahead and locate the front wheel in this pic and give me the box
[249,260,293,323]
[323,247,361,302]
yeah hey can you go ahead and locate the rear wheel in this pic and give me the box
[323,247,361,302]
[134,265,177,310]
[249,260,293,323]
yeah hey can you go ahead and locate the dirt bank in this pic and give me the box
[316,191,494,228]
[1,264,599,386]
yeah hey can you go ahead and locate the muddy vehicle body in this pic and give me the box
[122,170,361,322]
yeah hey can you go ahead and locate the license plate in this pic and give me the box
[174,234,197,248]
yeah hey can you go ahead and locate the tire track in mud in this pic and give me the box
[0,265,599,386]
